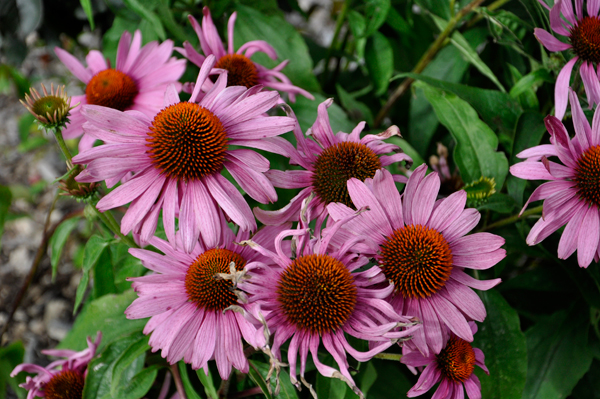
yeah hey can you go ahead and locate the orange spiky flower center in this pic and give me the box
[436,336,476,382]
[86,69,138,110]
[575,145,600,206]
[185,248,246,311]
[379,225,453,298]
[277,254,357,334]
[215,54,260,88]
[312,142,381,207]
[146,102,229,181]
[570,16,600,63]
[43,369,85,399]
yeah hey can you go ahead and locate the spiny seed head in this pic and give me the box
[464,176,496,208]
[380,225,453,299]
[312,142,381,207]
[575,145,600,206]
[436,336,476,382]
[185,248,246,311]
[43,369,85,399]
[570,16,600,63]
[58,165,98,202]
[21,83,75,132]
[277,254,357,335]
[146,102,229,182]
[86,69,138,110]
[215,54,260,88]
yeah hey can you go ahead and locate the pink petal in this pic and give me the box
[554,57,578,120]
[204,173,256,232]
[534,28,572,51]
[54,47,93,83]
[577,205,600,267]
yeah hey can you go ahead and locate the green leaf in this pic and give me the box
[509,68,553,98]
[0,342,26,399]
[248,361,273,399]
[347,10,366,38]
[74,235,111,313]
[416,81,510,189]
[476,193,517,214]
[290,93,356,134]
[110,335,150,397]
[82,332,146,399]
[335,84,374,125]
[49,217,79,281]
[363,0,392,37]
[316,373,347,399]
[178,362,202,399]
[93,250,117,299]
[250,360,299,399]
[80,0,95,30]
[234,4,320,92]
[357,359,413,398]
[473,290,527,399]
[523,308,594,399]
[507,111,547,206]
[0,185,12,249]
[571,359,600,399]
[365,32,394,96]
[155,0,188,42]
[403,72,522,138]
[123,0,166,40]
[117,366,158,399]
[58,290,146,353]
[196,368,218,399]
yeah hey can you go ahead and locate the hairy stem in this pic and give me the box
[479,205,543,232]
[172,364,188,399]
[374,0,486,127]
[373,352,403,361]
[53,127,73,168]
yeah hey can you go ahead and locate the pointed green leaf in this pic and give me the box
[74,235,111,313]
[416,81,509,189]
[473,289,527,399]
[196,368,218,399]
[49,218,79,281]
[365,32,394,96]
[79,0,95,30]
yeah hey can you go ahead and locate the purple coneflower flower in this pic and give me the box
[327,165,505,355]
[239,208,421,395]
[55,30,186,150]
[534,0,600,119]
[178,7,313,102]
[73,55,295,251]
[401,323,488,399]
[254,99,412,227]
[125,212,287,379]
[510,90,600,267]
[11,333,101,399]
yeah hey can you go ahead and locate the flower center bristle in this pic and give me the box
[277,254,357,334]
[436,336,476,382]
[44,369,85,399]
[86,69,138,110]
[380,225,453,299]
[146,102,228,181]
[575,145,600,206]
[312,142,381,207]
[185,248,246,311]
[215,54,259,88]
[570,16,600,63]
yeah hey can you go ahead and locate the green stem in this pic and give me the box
[373,352,403,361]
[374,0,486,127]
[89,197,138,248]
[53,126,73,168]
[321,0,350,86]
[479,205,544,232]
[465,0,513,29]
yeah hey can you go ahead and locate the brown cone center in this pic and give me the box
[44,369,85,399]
[215,54,260,88]
[277,254,357,334]
[570,16,600,63]
[86,69,138,110]
[379,224,453,298]
[185,248,246,311]
[575,144,600,206]
[146,102,229,181]
[436,336,476,382]
[312,142,381,207]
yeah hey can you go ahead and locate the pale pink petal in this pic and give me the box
[54,47,93,83]
[204,173,256,232]
[577,205,600,267]
[534,28,572,51]
[85,50,108,75]
[554,57,578,120]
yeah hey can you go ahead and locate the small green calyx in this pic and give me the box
[58,165,98,202]
[21,84,76,133]
[464,176,496,207]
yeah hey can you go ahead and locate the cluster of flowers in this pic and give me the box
[28,5,596,399]
[513,0,600,268]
